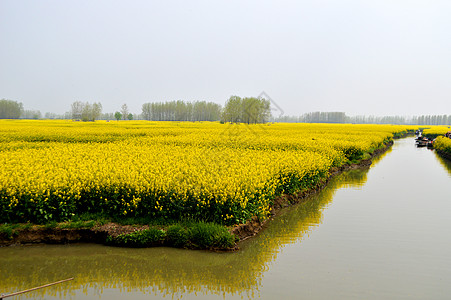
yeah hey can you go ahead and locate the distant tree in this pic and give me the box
[71,101,84,120]
[72,101,102,121]
[141,100,222,121]
[101,112,114,121]
[221,96,242,123]
[142,103,152,120]
[21,110,42,119]
[81,104,91,122]
[121,104,129,120]
[127,113,133,120]
[221,96,270,124]
[114,111,122,121]
[91,102,102,121]
[0,99,23,119]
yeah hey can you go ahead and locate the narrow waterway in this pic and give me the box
[1,138,450,299]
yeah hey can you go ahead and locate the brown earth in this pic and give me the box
[0,223,149,247]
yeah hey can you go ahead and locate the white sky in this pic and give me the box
[1,0,450,116]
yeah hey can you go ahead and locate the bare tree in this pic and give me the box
[71,101,84,120]
[121,104,129,120]
[71,101,102,121]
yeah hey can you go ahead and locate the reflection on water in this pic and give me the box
[0,165,375,300]
[434,151,451,176]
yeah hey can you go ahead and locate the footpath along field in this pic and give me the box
[0,120,412,248]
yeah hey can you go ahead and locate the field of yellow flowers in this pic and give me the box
[422,126,451,139]
[420,126,451,157]
[434,137,451,156]
[0,120,411,225]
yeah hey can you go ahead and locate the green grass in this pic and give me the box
[1,218,237,250]
[104,221,237,250]
[106,227,166,247]
[0,223,32,239]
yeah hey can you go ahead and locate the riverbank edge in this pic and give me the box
[0,140,396,251]
[435,149,451,161]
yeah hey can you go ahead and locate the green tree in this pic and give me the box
[141,100,222,121]
[0,99,23,119]
[114,111,122,121]
[221,96,270,124]
[127,113,133,120]
[221,96,242,123]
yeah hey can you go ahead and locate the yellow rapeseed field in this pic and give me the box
[434,136,451,154]
[0,120,411,224]
[422,126,451,138]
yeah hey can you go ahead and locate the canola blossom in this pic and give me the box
[434,136,451,155]
[0,120,412,225]
[422,126,450,139]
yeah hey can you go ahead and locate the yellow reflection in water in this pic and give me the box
[0,167,373,299]
[434,152,451,176]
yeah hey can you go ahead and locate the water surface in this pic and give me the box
[1,138,450,299]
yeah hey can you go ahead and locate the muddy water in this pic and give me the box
[1,138,451,299]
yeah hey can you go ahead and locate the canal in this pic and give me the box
[1,138,450,299]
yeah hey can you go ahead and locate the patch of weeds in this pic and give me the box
[0,223,31,239]
[59,220,96,229]
[166,224,189,247]
[74,213,109,223]
[113,216,154,226]
[0,224,14,240]
[106,227,166,247]
[361,152,371,160]
[22,223,33,230]
[44,221,58,229]
[187,222,236,249]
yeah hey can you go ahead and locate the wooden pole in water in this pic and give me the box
[0,278,73,299]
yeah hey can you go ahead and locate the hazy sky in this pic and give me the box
[1,0,450,116]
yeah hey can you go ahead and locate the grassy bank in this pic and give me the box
[0,220,237,250]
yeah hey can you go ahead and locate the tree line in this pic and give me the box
[0,99,23,119]
[274,112,451,125]
[3,97,450,125]
[141,100,221,121]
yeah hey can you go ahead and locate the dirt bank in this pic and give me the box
[0,223,149,247]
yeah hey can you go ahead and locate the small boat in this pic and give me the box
[415,137,429,147]
[416,140,427,147]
